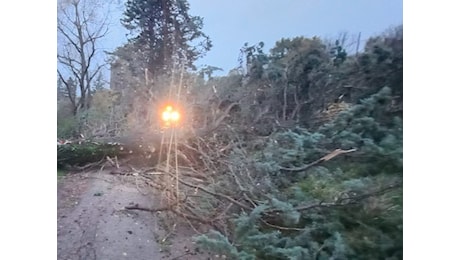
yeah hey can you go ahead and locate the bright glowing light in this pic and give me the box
[161,104,181,125]
[162,111,171,121]
[171,111,180,121]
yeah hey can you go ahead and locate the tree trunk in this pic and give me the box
[57,138,160,168]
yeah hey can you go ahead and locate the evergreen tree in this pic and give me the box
[57,78,67,101]
[121,0,212,77]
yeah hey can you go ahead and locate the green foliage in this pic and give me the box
[198,65,224,80]
[81,88,124,137]
[196,80,402,259]
[122,0,212,75]
[269,198,301,226]
[330,40,348,66]
[57,118,77,138]
[239,41,268,81]
[57,142,131,167]
[195,230,255,260]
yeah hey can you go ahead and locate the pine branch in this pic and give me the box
[261,219,304,231]
[279,148,357,172]
[296,182,401,212]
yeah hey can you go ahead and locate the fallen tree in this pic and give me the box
[57,101,239,169]
[57,140,158,168]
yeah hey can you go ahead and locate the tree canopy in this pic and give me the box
[121,0,212,77]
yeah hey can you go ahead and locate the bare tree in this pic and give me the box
[57,0,109,115]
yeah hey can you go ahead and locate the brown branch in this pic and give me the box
[261,219,304,231]
[228,164,246,191]
[179,178,252,210]
[170,208,213,225]
[266,182,402,214]
[279,148,357,172]
[176,166,207,180]
[182,203,209,222]
[211,203,235,221]
[124,205,172,212]
[195,102,239,136]
[278,157,324,173]
[254,105,270,123]
[294,183,402,211]
[335,182,402,204]
[243,193,257,208]
[57,25,82,53]
[124,195,186,212]
[62,157,106,171]
[181,141,218,173]
[159,170,253,211]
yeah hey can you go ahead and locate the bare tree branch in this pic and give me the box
[57,0,110,115]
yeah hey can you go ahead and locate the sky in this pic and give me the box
[103,0,403,76]
[187,0,402,74]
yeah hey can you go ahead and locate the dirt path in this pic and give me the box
[57,170,212,260]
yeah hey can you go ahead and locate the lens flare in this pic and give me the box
[171,111,180,121]
[162,111,171,121]
[161,104,181,126]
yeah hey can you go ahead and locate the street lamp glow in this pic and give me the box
[170,111,180,121]
[161,104,181,125]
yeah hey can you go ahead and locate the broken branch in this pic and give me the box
[279,148,357,172]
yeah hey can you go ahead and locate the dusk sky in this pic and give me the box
[105,0,403,75]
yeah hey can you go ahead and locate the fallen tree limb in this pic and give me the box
[211,203,235,222]
[177,178,252,211]
[279,148,357,172]
[57,141,157,167]
[124,205,172,212]
[261,219,305,231]
[266,182,402,214]
[64,157,107,171]
[155,170,253,211]
[124,198,183,212]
